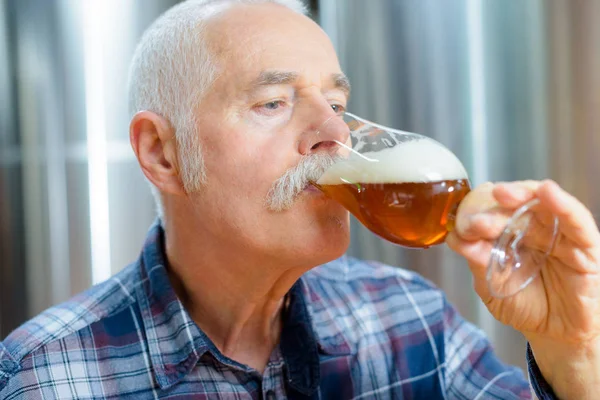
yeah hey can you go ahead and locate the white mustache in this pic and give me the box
[266,154,337,211]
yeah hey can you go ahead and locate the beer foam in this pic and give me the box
[317,138,468,185]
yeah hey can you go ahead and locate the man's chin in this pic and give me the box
[325,215,347,229]
[312,243,349,267]
[311,217,351,260]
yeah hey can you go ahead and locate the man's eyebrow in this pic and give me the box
[252,70,300,88]
[332,73,351,97]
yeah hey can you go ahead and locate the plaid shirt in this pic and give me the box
[0,221,555,399]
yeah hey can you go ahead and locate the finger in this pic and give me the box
[458,209,512,241]
[492,180,540,209]
[456,181,548,243]
[446,231,541,300]
[550,235,600,273]
[537,180,600,248]
[458,201,554,247]
[492,182,558,237]
[467,211,561,258]
[455,182,498,241]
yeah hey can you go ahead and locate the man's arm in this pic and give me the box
[527,336,600,399]
[446,180,600,398]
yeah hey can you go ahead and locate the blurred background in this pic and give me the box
[1,0,599,372]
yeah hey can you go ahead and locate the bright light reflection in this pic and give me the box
[467,0,497,340]
[467,0,489,186]
[82,1,111,284]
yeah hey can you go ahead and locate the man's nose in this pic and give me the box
[298,109,350,156]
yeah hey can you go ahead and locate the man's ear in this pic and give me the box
[130,111,185,196]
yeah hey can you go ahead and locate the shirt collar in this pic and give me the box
[299,257,359,357]
[280,273,358,396]
[134,220,354,393]
[135,220,215,389]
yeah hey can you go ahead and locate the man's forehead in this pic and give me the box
[249,70,351,96]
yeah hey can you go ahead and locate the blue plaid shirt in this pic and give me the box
[0,221,555,399]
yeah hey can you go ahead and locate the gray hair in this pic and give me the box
[127,0,308,219]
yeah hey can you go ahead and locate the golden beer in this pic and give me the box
[317,179,470,248]
[314,123,471,248]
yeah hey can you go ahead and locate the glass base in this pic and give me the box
[487,199,559,298]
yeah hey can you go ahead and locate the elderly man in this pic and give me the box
[1,0,599,398]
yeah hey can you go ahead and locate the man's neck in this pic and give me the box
[162,218,310,373]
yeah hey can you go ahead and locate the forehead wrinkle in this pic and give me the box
[247,70,350,97]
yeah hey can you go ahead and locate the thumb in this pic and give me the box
[454,182,498,241]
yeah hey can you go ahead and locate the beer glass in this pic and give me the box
[312,112,559,298]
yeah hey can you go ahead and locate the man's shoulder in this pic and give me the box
[301,257,448,355]
[304,256,445,324]
[0,263,140,386]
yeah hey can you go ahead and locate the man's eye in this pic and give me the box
[253,100,289,116]
[331,104,346,115]
[263,101,284,110]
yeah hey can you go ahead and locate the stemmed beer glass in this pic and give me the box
[312,112,559,298]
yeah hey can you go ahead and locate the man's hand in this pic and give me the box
[446,180,600,399]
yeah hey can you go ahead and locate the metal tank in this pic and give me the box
[0,0,180,336]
